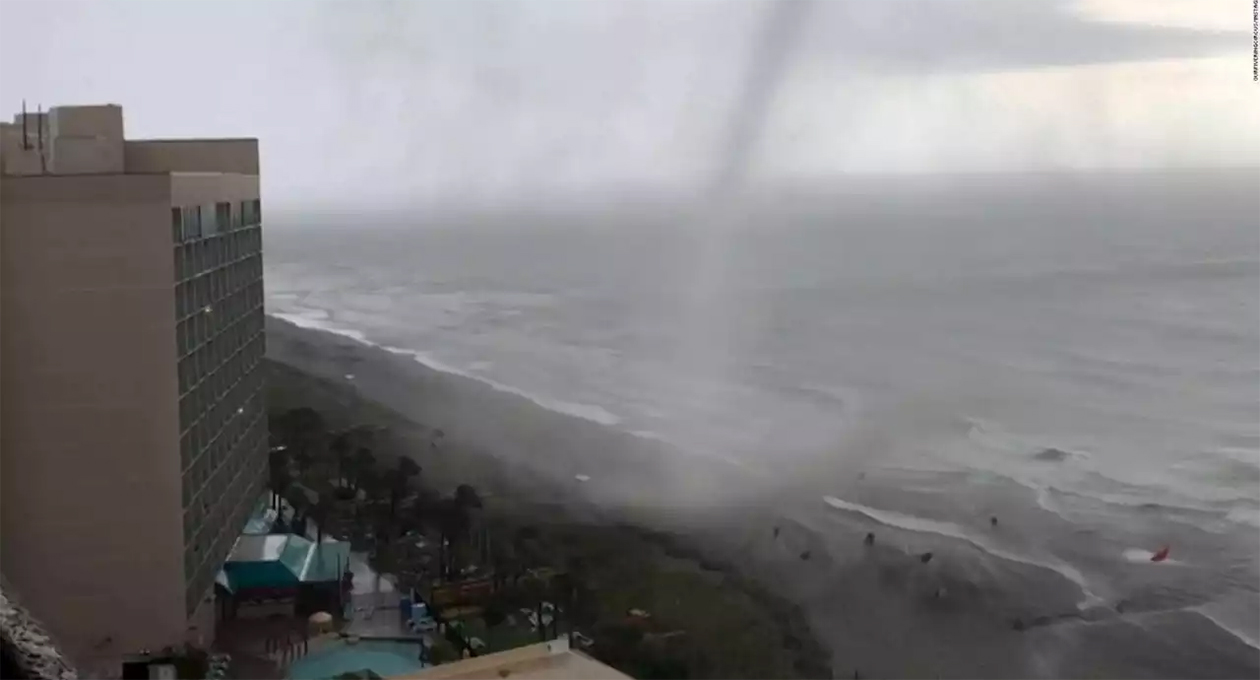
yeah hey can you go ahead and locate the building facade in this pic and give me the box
[0,104,267,673]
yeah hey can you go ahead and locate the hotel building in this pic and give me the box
[0,104,267,672]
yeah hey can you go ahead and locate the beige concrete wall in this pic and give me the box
[49,136,124,175]
[48,105,124,140]
[125,139,259,176]
[0,173,186,671]
[402,639,631,680]
[0,122,49,177]
[170,172,260,206]
[46,106,125,175]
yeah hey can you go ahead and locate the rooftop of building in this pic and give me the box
[0,103,258,178]
[394,638,630,680]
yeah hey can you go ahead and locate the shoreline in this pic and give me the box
[264,316,833,678]
[262,315,1260,680]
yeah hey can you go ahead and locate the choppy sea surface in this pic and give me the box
[265,173,1259,676]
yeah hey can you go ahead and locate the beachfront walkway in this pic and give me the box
[344,552,408,639]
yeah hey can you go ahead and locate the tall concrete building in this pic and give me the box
[0,104,267,672]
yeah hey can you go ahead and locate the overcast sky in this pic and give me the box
[1,0,1255,209]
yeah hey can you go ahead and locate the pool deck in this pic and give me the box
[285,635,427,680]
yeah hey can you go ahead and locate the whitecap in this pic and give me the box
[268,312,624,428]
[821,494,1102,606]
[1194,594,1260,650]
[271,311,369,344]
[377,346,623,427]
[1225,504,1260,528]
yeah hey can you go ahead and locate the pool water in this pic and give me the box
[287,639,426,679]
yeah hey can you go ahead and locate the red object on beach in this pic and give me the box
[1150,545,1170,562]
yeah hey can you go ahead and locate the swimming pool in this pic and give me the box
[287,639,427,680]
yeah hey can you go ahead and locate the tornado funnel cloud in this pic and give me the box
[709,0,813,197]
[668,1,812,474]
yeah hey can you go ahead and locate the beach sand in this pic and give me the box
[264,316,1260,679]
[265,317,830,678]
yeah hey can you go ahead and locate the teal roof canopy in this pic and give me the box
[219,534,351,593]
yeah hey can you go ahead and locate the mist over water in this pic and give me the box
[266,171,1259,480]
[266,169,1258,675]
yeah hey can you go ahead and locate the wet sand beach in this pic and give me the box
[266,315,1260,679]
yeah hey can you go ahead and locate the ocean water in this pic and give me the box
[265,172,1259,675]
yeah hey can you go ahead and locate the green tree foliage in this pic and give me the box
[453,483,482,510]
[482,601,507,628]
[275,407,326,468]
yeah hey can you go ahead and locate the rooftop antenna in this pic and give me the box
[20,99,29,150]
[37,103,47,173]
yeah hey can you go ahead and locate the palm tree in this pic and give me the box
[277,407,326,467]
[351,447,376,493]
[477,523,491,567]
[387,479,406,532]
[449,484,483,568]
[564,557,596,630]
[433,499,453,580]
[268,449,292,510]
[406,493,429,538]
[371,539,395,606]
[330,431,352,491]
[286,491,310,537]
[434,498,471,581]
[292,449,315,482]
[355,467,382,545]
[489,546,511,592]
[308,494,332,544]
[397,456,421,483]
[551,571,575,638]
[512,526,543,571]
[389,458,421,528]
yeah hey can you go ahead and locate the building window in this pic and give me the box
[239,198,262,226]
[172,207,183,243]
[182,206,201,240]
[214,202,231,236]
